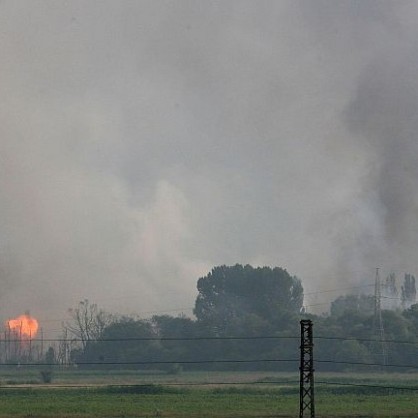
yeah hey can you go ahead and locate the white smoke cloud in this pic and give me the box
[0,1,417,324]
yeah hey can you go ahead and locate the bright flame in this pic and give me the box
[7,314,39,339]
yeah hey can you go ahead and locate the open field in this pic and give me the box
[0,370,415,417]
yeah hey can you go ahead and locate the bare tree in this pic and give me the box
[66,299,113,350]
[57,325,71,366]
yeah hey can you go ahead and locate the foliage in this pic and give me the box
[402,274,417,308]
[44,347,56,365]
[330,294,374,317]
[77,316,158,369]
[39,370,53,383]
[0,376,415,417]
[194,264,303,332]
[69,265,304,371]
[403,303,418,327]
[65,265,418,374]
[315,303,418,370]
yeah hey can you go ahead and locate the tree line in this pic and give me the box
[55,264,417,372]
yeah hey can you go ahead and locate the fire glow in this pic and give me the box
[7,314,39,340]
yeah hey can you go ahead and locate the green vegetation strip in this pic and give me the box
[0,386,295,417]
[0,384,415,417]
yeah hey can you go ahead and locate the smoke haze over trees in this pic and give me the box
[65,265,417,372]
[0,264,415,371]
[1,2,418,325]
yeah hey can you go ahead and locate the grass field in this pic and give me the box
[0,369,415,417]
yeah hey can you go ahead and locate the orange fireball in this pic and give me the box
[7,314,39,339]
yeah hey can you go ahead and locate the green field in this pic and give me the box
[0,370,416,417]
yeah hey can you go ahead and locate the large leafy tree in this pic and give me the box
[194,264,303,335]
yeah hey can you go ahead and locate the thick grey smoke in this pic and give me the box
[346,46,418,274]
[0,1,417,327]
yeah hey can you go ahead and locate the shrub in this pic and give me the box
[40,370,53,383]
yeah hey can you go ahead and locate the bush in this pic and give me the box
[40,370,53,383]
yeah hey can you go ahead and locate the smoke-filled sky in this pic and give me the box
[1,1,418,329]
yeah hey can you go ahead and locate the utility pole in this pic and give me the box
[40,328,44,361]
[299,319,315,418]
[373,268,388,366]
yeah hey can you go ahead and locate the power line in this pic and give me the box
[303,302,332,308]
[304,284,374,296]
[0,357,415,369]
[1,334,416,345]
[35,306,195,324]
[156,379,299,387]
[32,280,394,319]
[316,381,418,391]
[316,359,418,369]
[0,335,418,345]
[0,380,416,392]
[0,335,300,343]
[315,336,418,345]
[0,379,416,393]
[0,381,300,389]
[0,358,299,367]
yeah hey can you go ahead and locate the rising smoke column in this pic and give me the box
[346,45,418,275]
[1,1,418,321]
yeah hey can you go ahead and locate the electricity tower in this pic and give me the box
[299,319,315,417]
[373,268,388,366]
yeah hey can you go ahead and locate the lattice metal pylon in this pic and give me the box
[299,319,315,418]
